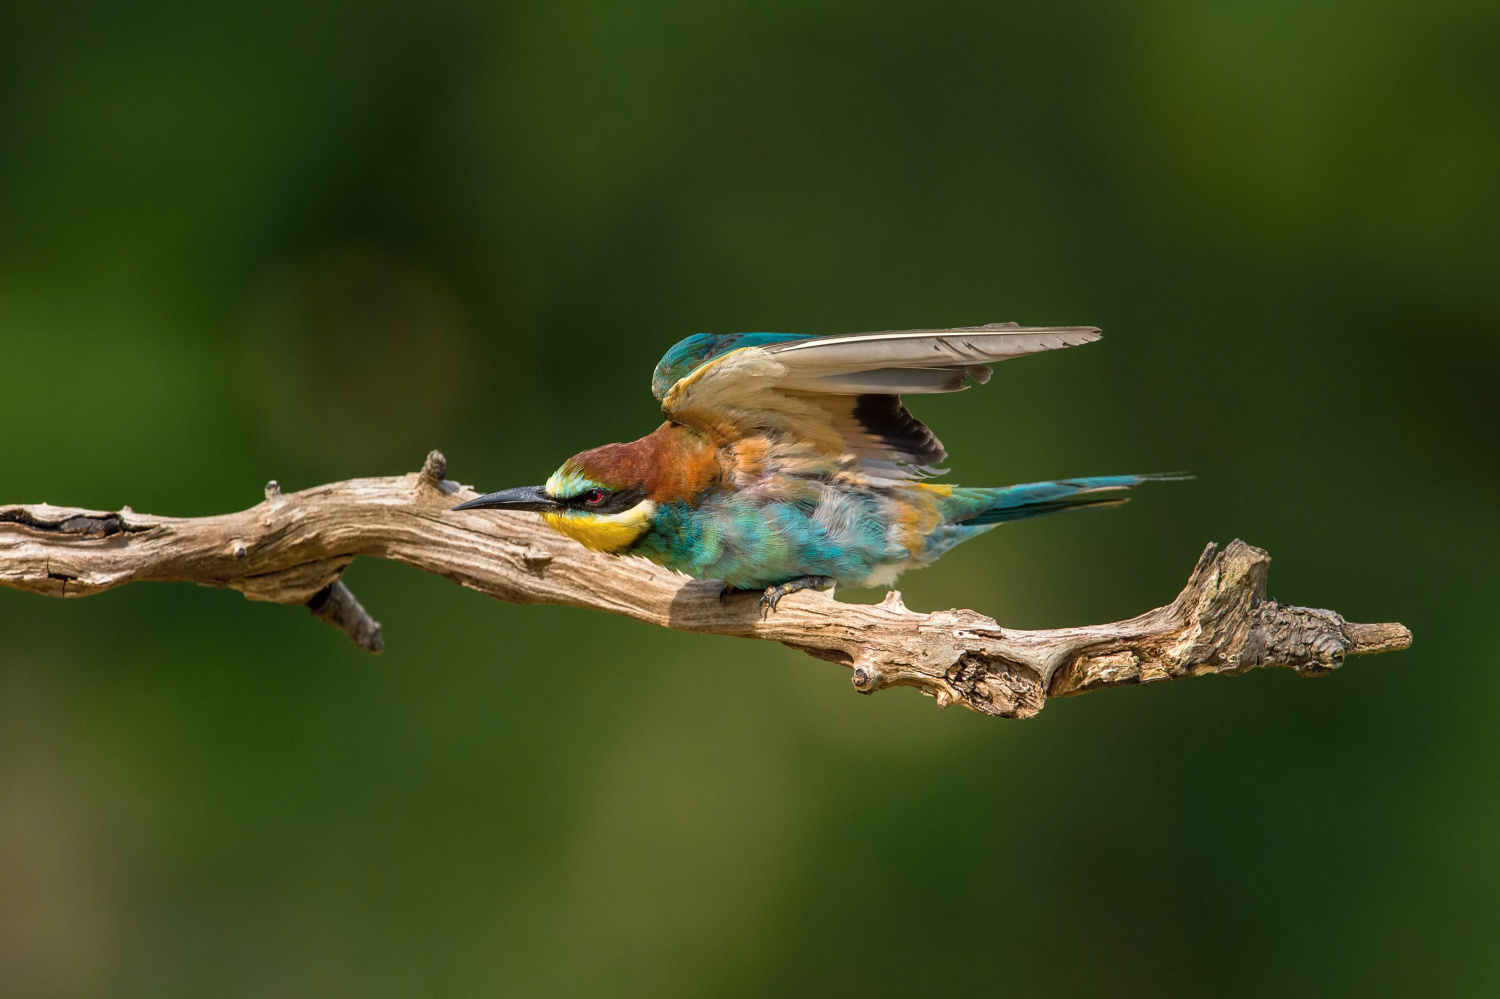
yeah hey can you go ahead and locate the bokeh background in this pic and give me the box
[1,2,1496,996]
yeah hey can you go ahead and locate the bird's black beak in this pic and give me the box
[451,485,561,513]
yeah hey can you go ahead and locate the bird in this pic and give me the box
[454,323,1182,612]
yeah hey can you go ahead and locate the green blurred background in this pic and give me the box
[1,1,1495,995]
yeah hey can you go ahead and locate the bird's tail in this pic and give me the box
[958,473,1190,526]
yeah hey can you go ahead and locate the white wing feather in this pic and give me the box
[765,322,1100,370]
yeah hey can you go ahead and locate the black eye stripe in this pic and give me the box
[560,486,647,515]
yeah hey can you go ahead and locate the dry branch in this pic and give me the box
[0,451,1410,718]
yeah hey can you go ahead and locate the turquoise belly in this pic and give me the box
[628,492,901,590]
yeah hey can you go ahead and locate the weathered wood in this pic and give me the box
[0,451,1410,717]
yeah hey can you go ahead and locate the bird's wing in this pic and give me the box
[658,323,1100,483]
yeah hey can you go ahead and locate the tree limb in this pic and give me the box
[0,451,1410,718]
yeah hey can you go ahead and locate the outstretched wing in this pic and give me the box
[656,323,1101,483]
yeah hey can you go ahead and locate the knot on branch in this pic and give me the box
[941,653,1045,717]
[419,450,448,485]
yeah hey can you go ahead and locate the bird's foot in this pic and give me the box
[758,576,834,616]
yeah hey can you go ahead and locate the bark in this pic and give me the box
[0,451,1410,718]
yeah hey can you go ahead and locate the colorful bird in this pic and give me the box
[455,324,1181,611]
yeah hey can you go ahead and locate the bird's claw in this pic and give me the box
[757,576,833,617]
[758,583,793,616]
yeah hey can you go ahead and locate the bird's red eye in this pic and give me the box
[584,489,606,505]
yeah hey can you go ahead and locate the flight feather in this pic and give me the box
[656,323,1100,482]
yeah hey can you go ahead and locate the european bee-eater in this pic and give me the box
[455,324,1180,610]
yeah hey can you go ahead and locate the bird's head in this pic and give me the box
[452,444,658,553]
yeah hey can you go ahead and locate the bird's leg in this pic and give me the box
[759,576,835,615]
[719,583,741,604]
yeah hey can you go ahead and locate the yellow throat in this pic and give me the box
[542,500,656,553]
